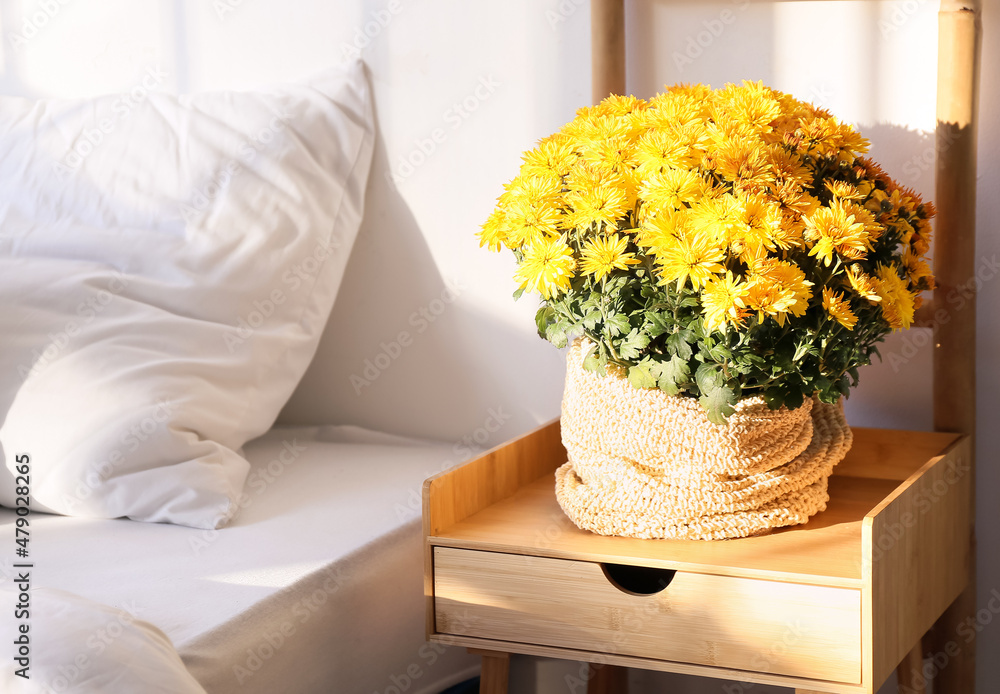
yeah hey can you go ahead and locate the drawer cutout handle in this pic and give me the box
[601,563,676,595]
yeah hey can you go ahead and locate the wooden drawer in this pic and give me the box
[434,546,862,684]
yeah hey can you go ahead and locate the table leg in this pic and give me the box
[588,663,628,693]
[927,583,977,693]
[896,641,927,694]
[468,649,509,694]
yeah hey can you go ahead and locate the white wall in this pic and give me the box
[1,0,995,691]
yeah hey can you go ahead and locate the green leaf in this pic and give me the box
[583,309,603,330]
[699,384,737,425]
[695,362,722,394]
[581,295,601,312]
[704,341,731,362]
[774,338,795,371]
[666,330,694,360]
[628,362,657,389]
[534,306,554,338]
[656,355,690,395]
[581,342,606,375]
[582,353,602,373]
[546,323,568,349]
[763,387,784,410]
[782,387,805,411]
[607,313,631,337]
[618,329,651,361]
[811,375,832,394]
[512,286,525,301]
[645,311,670,338]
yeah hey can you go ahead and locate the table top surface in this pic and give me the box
[428,427,960,588]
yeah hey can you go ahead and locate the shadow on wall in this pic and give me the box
[278,103,566,445]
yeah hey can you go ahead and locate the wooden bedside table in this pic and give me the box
[423,420,971,694]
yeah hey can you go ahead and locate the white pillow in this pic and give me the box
[0,585,207,693]
[0,61,374,528]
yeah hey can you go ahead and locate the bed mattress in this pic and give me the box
[0,425,479,694]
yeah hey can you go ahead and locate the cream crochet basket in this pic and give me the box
[555,340,854,541]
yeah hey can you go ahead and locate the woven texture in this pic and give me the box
[555,340,853,540]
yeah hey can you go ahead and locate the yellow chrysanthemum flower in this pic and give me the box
[896,218,917,246]
[563,182,630,232]
[736,193,786,253]
[745,260,813,326]
[688,193,741,245]
[639,167,707,216]
[771,181,820,221]
[797,117,870,159]
[911,228,932,256]
[521,140,578,179]
[579,135,637,176]
[845,264,881,303]
[767,147,812,188]
[580,233,640,281]
[503,198,564,248]
[634,128,700,176]
[562,112,630,149]
[514,235,576,299]
[804,200,872,265]
[501,173,562,206]
[646,87,713,126]
[702,271,750,332]
[822,287,858,330]
[902,247,934,290]
[652,229,725,290]
[636,208,689,254]
[478,209,509,252]
[596,94,648,117]
[482,79,936,395]
[713,137,773,192]
[825,180,865,202]
[875,264,916,331]
[705,118,761,150]
[716,80,782,132]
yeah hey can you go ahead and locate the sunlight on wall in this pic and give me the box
[2,0,172,96]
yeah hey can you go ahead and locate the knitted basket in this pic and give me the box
[555,339,853,540]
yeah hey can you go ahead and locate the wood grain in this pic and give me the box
[424,426,964,692]
[423,419,562,637]
[928,4,981,693]
[435,547,862,683]
[863,436,972,689]
[591,0,625,101]
[436,632,865,694]
[469,649,509,694]
[833,429,959,481]
[428,428,956,589]
[423,418,563,536]
[895,644,927,694]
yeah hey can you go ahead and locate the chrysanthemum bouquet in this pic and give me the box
[479,81,934,423]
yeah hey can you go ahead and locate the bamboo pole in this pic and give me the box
[584,3,627,689]
[591,0,626,102]
[919,2,981,693]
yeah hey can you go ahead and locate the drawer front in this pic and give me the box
[434,547,861,684]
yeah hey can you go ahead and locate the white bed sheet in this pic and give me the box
[0,426,479,694]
